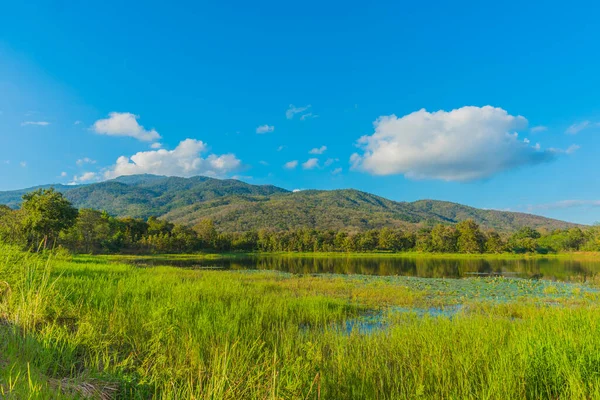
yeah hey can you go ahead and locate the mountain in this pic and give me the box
[0,174,580,232]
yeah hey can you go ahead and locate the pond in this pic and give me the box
[126,254,600,283]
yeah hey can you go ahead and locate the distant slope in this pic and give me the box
[163,189,424,231]
[0,174,580,232]
[62,175,289,218]
[163,190,578,232]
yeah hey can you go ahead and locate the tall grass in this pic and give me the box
[2,244,600,398]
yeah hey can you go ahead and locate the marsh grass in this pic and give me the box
[2,244,600,398]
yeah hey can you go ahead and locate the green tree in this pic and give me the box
[74,209,111,253]
[195,219,218,249]
[147,216,174,235]
[565,228,585,251]
[358,230,379,252]
[456,220,485,253]
[120,217,149,246]
[415,229,433,252]
[21,188,78,250]
[378,228,401,251]
[0,206,26,246]
[508,227,541,253]
[430,224,458,253]
[334,232,348,251]
[512,227,541,240]
[485,231,505,253]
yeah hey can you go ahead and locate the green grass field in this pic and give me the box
[3,244,600,399]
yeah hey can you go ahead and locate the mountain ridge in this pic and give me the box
[0,174,580,233]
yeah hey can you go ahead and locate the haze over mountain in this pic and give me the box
[0,175,580,233]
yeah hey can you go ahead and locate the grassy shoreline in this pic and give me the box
[3,247,600,398]
[82,250,600,263]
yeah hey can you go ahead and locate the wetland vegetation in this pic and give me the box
[2,246,600,398]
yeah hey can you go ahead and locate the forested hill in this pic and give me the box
[0,174,579,232]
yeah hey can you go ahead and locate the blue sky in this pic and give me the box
[1,1,600,224]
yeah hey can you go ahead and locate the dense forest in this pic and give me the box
[0,188,597,255]
[0,174,579,233]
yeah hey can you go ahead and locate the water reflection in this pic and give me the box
[128,255,600,282]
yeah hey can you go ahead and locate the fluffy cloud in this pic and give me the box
[351,106,556,182]
[60,171,68,177]
[332,167,342,175]
[93,112,161,142]
[151,142,163,149]
[76,157,96,166]
[284,160,298,169]
[21,121,50,126]
[104,139,241,179]
[256,124,274,134]
[324,158,338,167]
[71,172,98,183]
[286,104,311,119]
[302,158,319,170]
[309,145,327,155]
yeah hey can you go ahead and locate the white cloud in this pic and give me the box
[286,104,311,119]
[284,160,298,169]
[332,167,342,175]
[324,158,338,167]
[71,172,98,183]
[530,125,547,133]
[104,139,241,179]
[151,142,162,149]
[259,160,269,166]
[565,121,591,135]
[300,113,318,120]
[548,144,581,155]
[256,124,274,134]
[76,157,96,166]
[21,121,50,126]
[93,112,161,142]
[19,161,27,167]
[60,171,68,177]
[352,106,556,182]
[74,120,82,125]
[302,158,319,170]
[349,153,361,168]
[309,145,327,155]
[231,175,252,180]
[277,145,286,151]
[292,189,303,193]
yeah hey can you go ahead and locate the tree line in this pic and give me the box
[0,188,597,254]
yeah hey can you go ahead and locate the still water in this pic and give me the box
[128,255,600,283]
